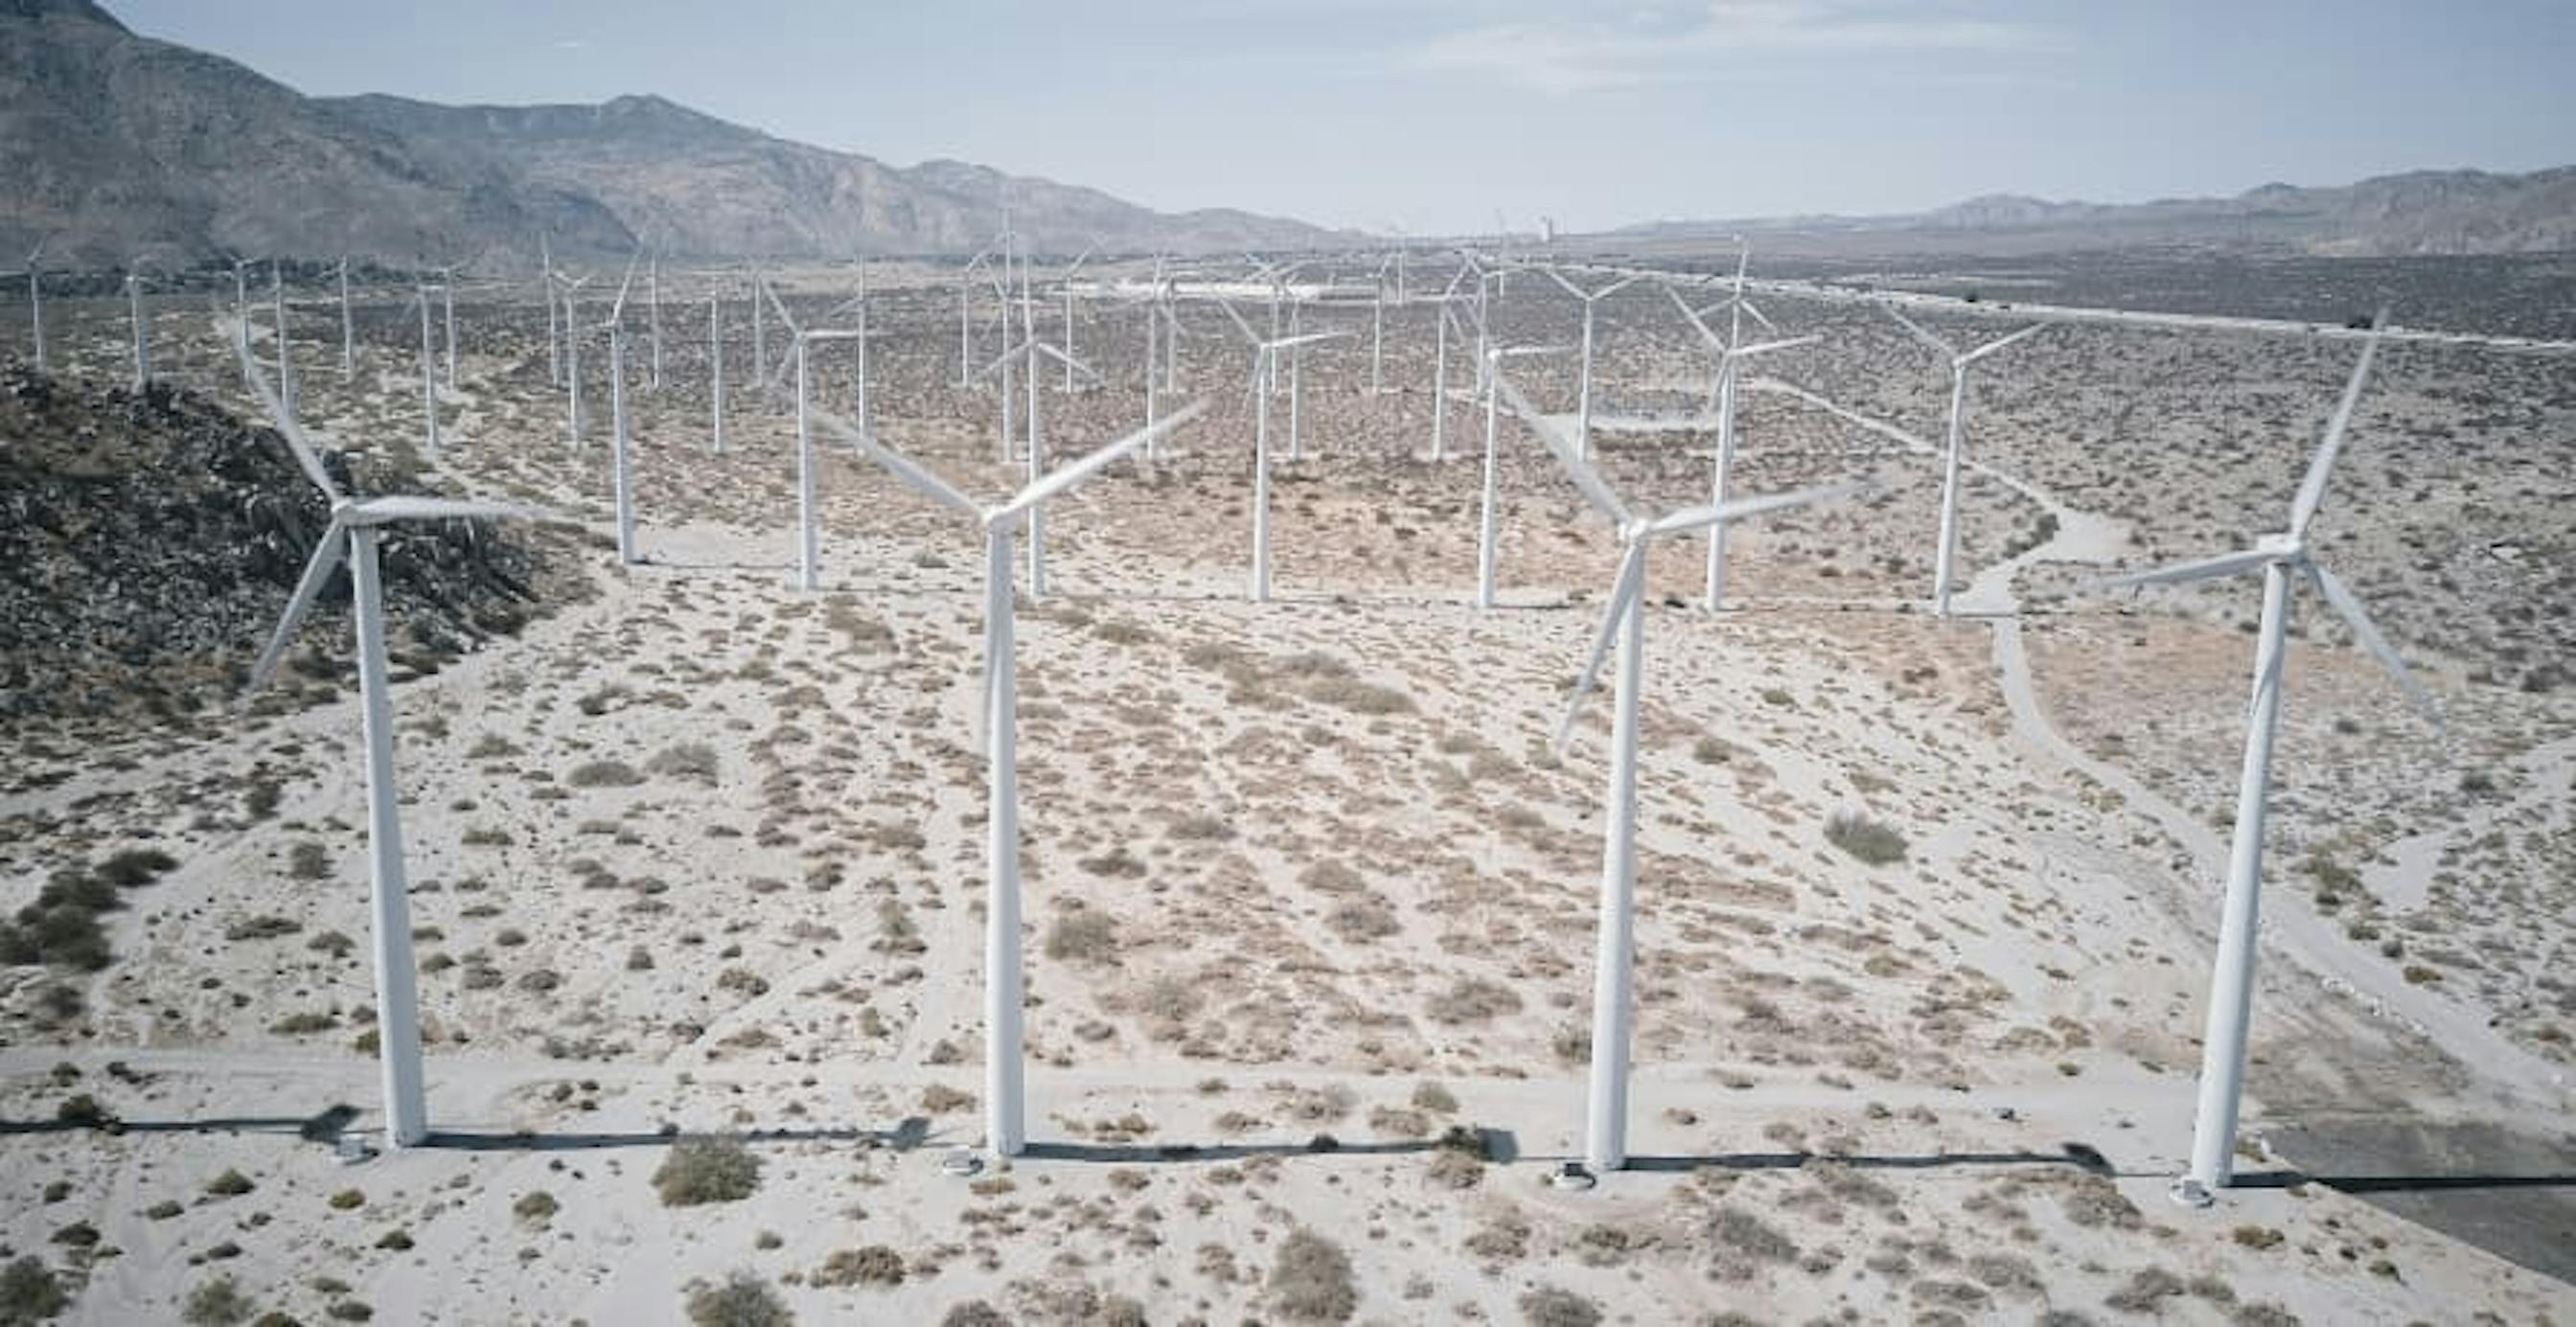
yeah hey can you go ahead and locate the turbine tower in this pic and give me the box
[1476,343,1572,609]
[2073,320,2439,1207]
[1879,302,2046,616]
[232,336,540,1151]
[812,400,1204,1166]
[1497,371,1861,1181]
[1668,287,1819,611]
[1219,300,1345,602]
[1539,269,1642,461]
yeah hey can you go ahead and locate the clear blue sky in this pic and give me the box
[108,0,2576,236]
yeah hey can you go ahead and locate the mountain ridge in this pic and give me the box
[0,1,1351,266]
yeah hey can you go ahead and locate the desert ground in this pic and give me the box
[0,250,2570,1325]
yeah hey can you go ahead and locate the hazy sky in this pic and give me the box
[110,0,2576,236]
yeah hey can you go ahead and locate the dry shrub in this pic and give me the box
[1426,977,1522,1024]
[654,1136,761,1206]
[1268,1228,1358,1323]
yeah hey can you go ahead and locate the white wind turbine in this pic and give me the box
[230,334,541,1151]
[1540,269,1643,461]
[973,326,1103,600]
[602,257,645,565]
[1218,300,1346,602]
[1368,252,1394,396]
[336,258,355,381]
[125,266,149,389]
[553,272,591,445]
[1475,342,1572,609]
[232,258,256,331]
[707,289,728,454]
[1668,288,1820,611]
[270,261,296,427]
[2073,322,2440,1207]
[438,264,458,388]
[1059,244,1095,393]
[1496,370,1862,1181]
[11,240,44,373]
[414,281,441,453]
[958,246,995,389]
[1878,302,2047,616]
[1426,265,1473,462]
[647,253,664,389]
[540,235,562,387]
[809,400,1204,1166]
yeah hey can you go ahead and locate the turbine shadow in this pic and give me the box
[1612,1141,2117,1176]
[2230,1169,2576,1195]
[1019,1127,1516,1167]
[422,1116,932,1153]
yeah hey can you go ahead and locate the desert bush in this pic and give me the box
[2105,1267,2186,1314]
[1299,859,1364,894]
[684,1271,793,1327]
[1412,1082,1459,1113]
[568,760,646,789]
[655,1137,762,1206]
[1426,977,1523,1023]
[648,744,721,785]
[288,841,331,880]
[269,1012,337,1035]
[204,1169,255,1197]
[1268,1228,1358,1322]
[920,1085,976,1114]
[98,849,178,888]
[940,1303,1008,1327]
[227,912,304,941]
[513,1191,558,1225]
[182,1276,253,1326]
[1708,1206,1799,1280]
[1168,812,1233,840]
[2231,1224,2284,1250]
[1518,1287,1600,1327]
[812,1246,905,1288]
[1302,675,1414,715]
[1325,898,1399,942]
[1045,909,1119,964]
[0,1256,69,1320]
[1825,812,1907,865]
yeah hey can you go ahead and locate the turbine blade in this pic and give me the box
[1216,299,1260,346]
[1665,286,1724,349]
[1541,267,1587,301]
[246,522,346,695]
[1263,331,1346,353]
[1032,342,1104,382]
[1960,321,2048,365]
[1736,297,1777,332]
[1878,301,1956,360]
[1597,273,1642,300]
[990,400,1207,523]
[349,496,542,525]
[2307,561,2442,731]
[1555,540,1647,752]
[2288,315,2387,538]
[978,338,1035,380]
[2074,547,2276,596]
[231,331,341,502]
[1494,372,1631,526]
[610,248,640,322]
[1642,481,1869,538]
[1726,333,1821,361]
[807,406,984,518]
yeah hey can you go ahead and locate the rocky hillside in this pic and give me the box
[0,0,1346,267]
[0,366,555,723]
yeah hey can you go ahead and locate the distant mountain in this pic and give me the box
[0,1,1348,268]
[1616,168,2576,257]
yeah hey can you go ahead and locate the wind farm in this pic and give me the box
[1,5,2573,1325]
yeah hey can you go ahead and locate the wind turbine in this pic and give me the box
[553,272,591,446]
[647,253,663,390]
[1368,253,1394,396]
[707,291,727,454]
[9,240,45,373]
[603,258,644,565]
[1668,288,1820,611]
[271,262,296,428]
[232,258,256,331]
[1059,244,1095,393]
[1878,302,2047,616]
[789,307,867,592]
[810,400,1204,1166]
[973,328,1100,599]
[1540,269,1642,461]
[1495,370,1862,1181]
[230,334,540,1151]
[126,267,149,390]
[1427,266,1472,462]
[414,282,441,453]
[438,264,457,388]
[751,265,768,388]
[540,235,562,387]
[336,258,354,381]
[959,247,993,389]
[2072,321,2439,1207]
[1476,342,1572,609]
[1218,301,1345,603]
